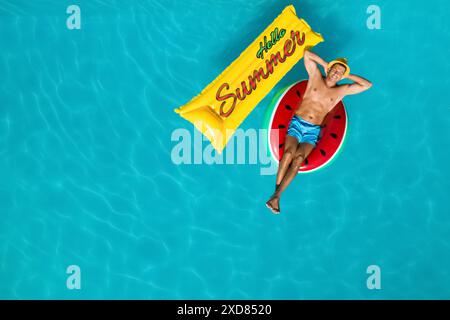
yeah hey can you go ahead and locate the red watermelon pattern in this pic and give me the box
[267,80,347,172]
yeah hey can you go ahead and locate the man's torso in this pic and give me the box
[295,76,343,125]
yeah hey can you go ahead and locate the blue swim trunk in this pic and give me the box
[286,115,321,147]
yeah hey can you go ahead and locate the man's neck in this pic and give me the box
[324,78,337,88]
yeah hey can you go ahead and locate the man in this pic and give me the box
[265,50,372,214]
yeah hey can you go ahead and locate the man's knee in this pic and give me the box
[283,148,296,159]
[292,152,305,167]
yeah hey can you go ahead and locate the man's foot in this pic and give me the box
[265,196,280,214]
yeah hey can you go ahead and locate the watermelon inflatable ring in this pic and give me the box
[263,80,348,173]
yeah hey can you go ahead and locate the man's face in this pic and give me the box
[327,64,346,82]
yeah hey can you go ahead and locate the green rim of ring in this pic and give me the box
[261,82,349,174]
[262,84,292,157]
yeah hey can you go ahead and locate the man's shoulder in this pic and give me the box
[307,73,324,83]
[334,83,350,92]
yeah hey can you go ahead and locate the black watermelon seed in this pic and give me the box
[330,133,338,139]
[278,124,286,129]
[296,90,301,97]
[334,115,342,119]
[279,144,284,149]
[285,104,292,110]
[320,149,326,156]
[304,158,308,165]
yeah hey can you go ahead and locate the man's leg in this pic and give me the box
[267,142,315,213]
[275,135,299,188]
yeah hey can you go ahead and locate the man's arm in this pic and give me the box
[340,74,372,95]
[304,49,328,76]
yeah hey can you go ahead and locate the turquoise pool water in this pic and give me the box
[0,0,449,299]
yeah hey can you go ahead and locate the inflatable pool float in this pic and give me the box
[174,5,324,153]
[263,80,348,173]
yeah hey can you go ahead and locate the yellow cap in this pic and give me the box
[327,58,350,77]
